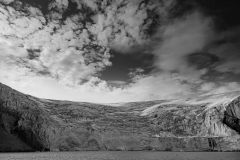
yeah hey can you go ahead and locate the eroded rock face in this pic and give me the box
[223,98,240,134]
[0,83,63,151]
[0,126,33,152]
[0,82,240,151]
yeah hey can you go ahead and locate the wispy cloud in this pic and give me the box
[153,11,214,78]
[209,27,240,74]
[200,82,240,95]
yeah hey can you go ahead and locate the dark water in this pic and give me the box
[0,151,239,160]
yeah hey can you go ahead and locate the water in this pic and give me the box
[0,151,239,160]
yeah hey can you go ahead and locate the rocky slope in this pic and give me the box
[0,82,240,151]
[0,126,33,152]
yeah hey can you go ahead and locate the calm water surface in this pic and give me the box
[0,151,239,160]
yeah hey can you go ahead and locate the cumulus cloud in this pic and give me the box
[0,0,193,103]
[1,0,240,103]
[86,0,176,52]
[0,0,177,86]
[0,1,112,87]
[128,68,145,79]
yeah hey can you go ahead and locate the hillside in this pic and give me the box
[0,126,33,152]
[0,82,240,151]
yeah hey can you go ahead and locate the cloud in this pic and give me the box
[200,82,240,95]
[0,1,112,87]
[86,0,177,52]
[148,8,240,97]
[1,0,240,103]
[209,27,240,74]
[120,73,195,101]
[108,81,127,85]
[153,11,214,78]
[0,72,194,103]
[200,82,216,91]
[128,68,145,79]
[0,0,177,87]
[0,0,184,103]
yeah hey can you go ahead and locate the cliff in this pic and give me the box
[0,82,240,152]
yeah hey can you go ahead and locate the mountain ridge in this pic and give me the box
[0,82,240,152]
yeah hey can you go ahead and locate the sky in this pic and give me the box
[0,0,240,103]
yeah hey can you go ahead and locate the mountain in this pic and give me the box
[0,82,240,152]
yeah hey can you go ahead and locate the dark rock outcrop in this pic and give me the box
[0,126,33,152]
[0,82,240,151]
[223,113,240,134]
[223,97,240,134]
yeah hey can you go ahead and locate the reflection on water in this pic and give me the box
[0,151,239,160]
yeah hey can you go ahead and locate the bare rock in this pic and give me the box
[0,82,240,151]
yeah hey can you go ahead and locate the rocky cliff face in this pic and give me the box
[0,126,33,152]
[0,82,240,151]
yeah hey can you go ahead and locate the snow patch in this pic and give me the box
[140,104,161,116]
[140,92,240,116]
[160,94,239,110]
[99,102,127,107]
